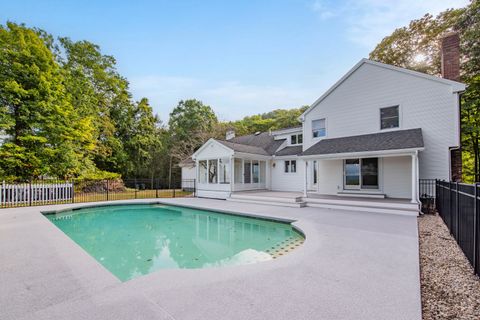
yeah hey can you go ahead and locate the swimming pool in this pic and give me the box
[45,204,304,281]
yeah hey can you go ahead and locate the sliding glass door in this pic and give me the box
[361,158,378,189]
[344,159,360,189]
[344,158,378,190]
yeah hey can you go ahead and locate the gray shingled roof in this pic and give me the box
[275,146,303,156]
[215,132,285,155]
[215,139,271,156]
[302,128,423,156]
[178,158,195,167]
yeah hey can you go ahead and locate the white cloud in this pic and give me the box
[311,0,470,47]
[129,76,320,122]
[311,0,336,20]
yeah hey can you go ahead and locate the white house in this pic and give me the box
[188,34,465,213]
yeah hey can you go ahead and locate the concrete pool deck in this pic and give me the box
[0,198,422,320]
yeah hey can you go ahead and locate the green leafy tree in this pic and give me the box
[369,9,464,75]
[124,98,162,177]
[59,37,134,175]
[369,1,480,182]
[168,99,218,161]
[0,22,94,180]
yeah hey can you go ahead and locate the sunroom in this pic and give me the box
[192,139,270,199]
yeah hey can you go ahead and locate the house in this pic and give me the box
[188,33,465,212]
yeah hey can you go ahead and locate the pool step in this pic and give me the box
[266,237,305,259]
[226,197,307,208]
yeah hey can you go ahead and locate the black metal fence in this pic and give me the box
[419,179,436,214]
[0,178,196,209]
[436,180,480,276]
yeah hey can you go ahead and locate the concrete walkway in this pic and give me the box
[0,198,422,320]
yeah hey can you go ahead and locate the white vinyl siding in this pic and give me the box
[303,62,458,180]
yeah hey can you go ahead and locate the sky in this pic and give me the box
[0,0,469,122]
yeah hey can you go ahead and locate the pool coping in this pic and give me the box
[0,198,422,320]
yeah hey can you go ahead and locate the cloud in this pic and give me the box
[311,0,470,47]
[311,0,336,20]
[129,76,319,122]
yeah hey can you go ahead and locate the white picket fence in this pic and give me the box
[1,181,74,207]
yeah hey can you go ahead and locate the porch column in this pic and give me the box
[230,155,234,193]
[303,160,308,197]
[411,152,418,203]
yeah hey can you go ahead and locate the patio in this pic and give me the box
[0,198,421,320]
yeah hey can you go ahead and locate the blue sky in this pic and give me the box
[1,0,469,121]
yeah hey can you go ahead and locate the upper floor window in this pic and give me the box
[380,106,399,130]
[312,119,326,138]
[291,133,303,145]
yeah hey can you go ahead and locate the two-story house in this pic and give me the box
[189,33,465,213]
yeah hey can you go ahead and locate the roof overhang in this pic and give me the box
[300,147,424,160]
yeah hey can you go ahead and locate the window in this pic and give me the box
[344,159,360,188]
[244,160,251,183]
[291,134,303,145]
[234,158,242,183]
[380,106,399,129]
[312,119,326,138]
[208,159,218,183]
[260,161,266,183]
[313,160,318,184]
[199,160,207,183]
[219,158,230,184]
[344,158,379,190]
[361,158,378,189]
[252,160,259,183]
[284,160,297,173]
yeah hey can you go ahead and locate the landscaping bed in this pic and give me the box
[418,214,480,320]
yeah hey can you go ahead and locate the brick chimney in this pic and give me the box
[226,130,235,140]
[441,32,462,181]
[441,32,460,81]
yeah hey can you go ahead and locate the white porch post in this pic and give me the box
[303,160,308,197]
[411,152,418,203]
[230,156,234,193]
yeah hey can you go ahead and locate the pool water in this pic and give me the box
[46,204,304,281]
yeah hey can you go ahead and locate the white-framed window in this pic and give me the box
[208,159,218,183]
[284,160,297,173]
[290,133,303,145]
[218,158,230,184]
[380,105,399,130]
[198,160,207,183]
[312,119,326,138]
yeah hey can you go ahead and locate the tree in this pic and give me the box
[369,9,464,75]
[0,22,95,180]
[227,106,308,136]
[59,37,134,176]
[168,99,218,161]
[124,98,162,178]
[369,1,480,182]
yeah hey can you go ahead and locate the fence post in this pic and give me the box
[155,178,159,198]
[106,180,109,201]
[474,183,478,275]
[29,181,32,206]
[455,181,459,239]
[173,176,176,198]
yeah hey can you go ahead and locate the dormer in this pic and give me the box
[270,126,303,146]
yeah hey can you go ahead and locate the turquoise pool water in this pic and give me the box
[46,204,304,281]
